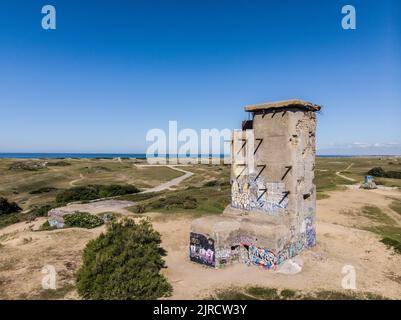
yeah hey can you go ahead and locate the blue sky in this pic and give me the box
[0,0,400,155]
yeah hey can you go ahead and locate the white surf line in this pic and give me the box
[136,165,194,193]
[335,163,356,182]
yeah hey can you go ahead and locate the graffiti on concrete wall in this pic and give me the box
[231,174,288,214]
[248,245,278,269]
[189,232,215,267]
[215,246,241,266]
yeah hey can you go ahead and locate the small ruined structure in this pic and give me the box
[360,175,377,189]
[48,208,72,228]
[190,99,321,270]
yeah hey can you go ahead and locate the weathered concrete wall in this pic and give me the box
[190,100,320,270]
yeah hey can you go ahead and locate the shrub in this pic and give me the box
[29,204,56,217]
[381,237,401,254]
[367,167,401,179]
[46,161,71,167]
[386,171,401,179]
[0,197,21,215]
[76,219,172,299]
[131,204,146,213]
[150,195,198,210]
[64,212,104,229]
[29,187,58,195]
[8,161,46,171]
[367,167,386,177]
[203,180,219,187]
[56,184,139,204]
[39,221,57,231]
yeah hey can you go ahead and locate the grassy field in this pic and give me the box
[0,158,183,211]
[315,156,401,190]
[0,156,400,228]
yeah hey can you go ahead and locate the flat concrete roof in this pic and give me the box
[245,99,321,112]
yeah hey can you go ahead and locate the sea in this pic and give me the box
[0,153,369,159]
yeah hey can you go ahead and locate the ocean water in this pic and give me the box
[0,153,359,159]
[0,153,229,159]
[0,153,148,159]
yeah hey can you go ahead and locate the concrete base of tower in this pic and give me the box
[189,206,315,269]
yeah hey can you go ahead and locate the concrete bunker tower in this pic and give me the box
[190,99,321,269]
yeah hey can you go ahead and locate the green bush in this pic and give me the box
[29,187,58,194]
[39,220,57,231]
[76,219,172,299]
[30,204,56,217]
[203,180,219,187]
[46,161,71,166]
[56,184,139,204]
[64,212,104,229]
[8,161,46,171]
[150,195,198,210]
[0,197,21,215]
[131,204,146,213]
[368,167,401,179]
[381,237,401,254]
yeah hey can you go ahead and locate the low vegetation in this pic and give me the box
[209,286,387,300]
[8,161,46,171]
[76,219,171,300]
[366,225,401,254]
[359,205,395,225]
[38,220,57,231]
[0,197,21,215]
[368,167,401,179]
[389,200,401,216]
[0,203,56,229]
[129,185,230,216]
[46,161,71,167]
[29,187,58,195]
[64,212,104,229]
[357,204,401,255]
[56,184,140,204]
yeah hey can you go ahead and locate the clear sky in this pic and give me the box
[0,0,400,155]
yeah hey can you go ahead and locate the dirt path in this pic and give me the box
[69,174,84,186]
[138,166,193,193]
[60,165,194,214]
[335,163,356,182]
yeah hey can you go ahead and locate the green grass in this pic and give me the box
[389,200,401,216]
[365,225,401,254]
[0,158,184,211]
[353,204,401,254]
[55,184,139,204]
[316,192,330,200]
[359,205,396,225]
[209,286,387,300]
[128,185,231,217]
[19,284,75,300]
[315,157,401,191]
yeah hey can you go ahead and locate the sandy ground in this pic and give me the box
[1,188,401,299]
[57,200,136,216]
